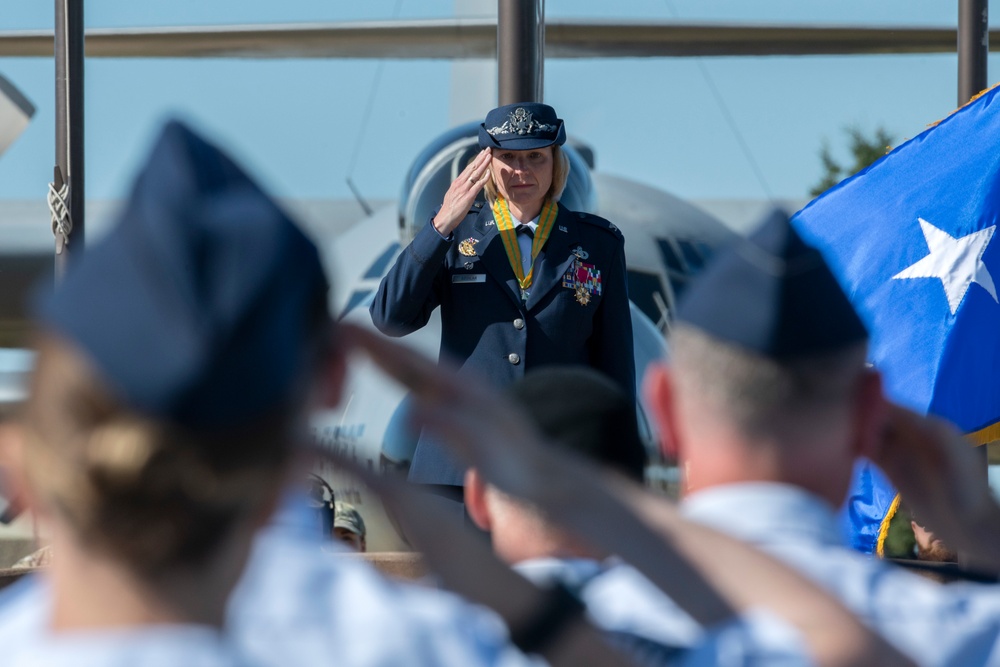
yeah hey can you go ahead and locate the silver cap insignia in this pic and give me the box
[486,107,556,137]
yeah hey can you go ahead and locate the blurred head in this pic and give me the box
[21,334,316,579]
[15,121,339,588]
[649,327,877,505]
[644,210,882,506]
[466,366,645,564]
[332,502,366,552]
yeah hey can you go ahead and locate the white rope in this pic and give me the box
[47,179,71,253]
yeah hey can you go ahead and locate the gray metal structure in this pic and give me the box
[2,21,1000,60]
[497,0,543,104]
[0,75,34,159]
[957,0,991,562]
[959,0,989,105]
[53,0,85,276]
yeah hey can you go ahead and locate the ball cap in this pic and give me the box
[478,102,567,150]
[505,366,646,482]
[35,120,330,428]
[676,209,868,360]
[333,502,366,536]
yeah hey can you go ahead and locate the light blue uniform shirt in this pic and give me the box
[0,579,238,667]
[684,482,1000,667]
[0,493,532,667]
[228,519,533,667]
[516,557,813,666]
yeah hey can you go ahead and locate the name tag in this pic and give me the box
[452,274,486,284]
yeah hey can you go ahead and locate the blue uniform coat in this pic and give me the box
[371,202,635,485]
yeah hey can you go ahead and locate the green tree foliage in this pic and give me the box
[810,126,894,197]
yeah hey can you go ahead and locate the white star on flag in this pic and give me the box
[892,218,998,315]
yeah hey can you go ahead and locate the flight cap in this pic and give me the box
[35,120,330,428]
[505,366,646,482]
[675,209,868,359]
[333,502,366,537]
[478,102,567,151]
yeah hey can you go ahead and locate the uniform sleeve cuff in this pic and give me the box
[430,218,454,242]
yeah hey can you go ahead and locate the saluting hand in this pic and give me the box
[432,148,491,236]
[873,403,1000,566]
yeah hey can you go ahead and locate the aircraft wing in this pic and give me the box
[0,20,991,59]
[0,74,34,158]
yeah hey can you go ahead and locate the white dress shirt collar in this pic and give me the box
[682,482,844,548]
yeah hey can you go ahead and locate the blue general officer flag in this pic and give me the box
[839,461,899,555]
[793,84,1000,555]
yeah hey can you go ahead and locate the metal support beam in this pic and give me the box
[497,0,544,105]
[957,0,991,573]
[53,0,85,278]
[9,22,1000,60]
[958,0,988,104]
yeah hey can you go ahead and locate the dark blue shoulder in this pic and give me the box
[435,202,490,237]
[459,201,488,224]
[463,202,495,235]
[566,208,624,243]
[432,201,486,223]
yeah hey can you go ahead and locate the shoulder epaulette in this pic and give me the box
[575,211,624,241]
[459,202,485,219]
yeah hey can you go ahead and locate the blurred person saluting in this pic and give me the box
[645,210,1000,666]
[0,121,536,667]
[465,367,790,665]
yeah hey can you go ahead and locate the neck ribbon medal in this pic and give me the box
[492,196,558,300]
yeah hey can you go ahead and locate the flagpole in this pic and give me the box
[53,0,85,280]
[958,0,988,105]
[497,0,544,104]
[957,0,991,571]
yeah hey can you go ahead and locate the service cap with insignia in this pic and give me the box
[675,209,867,360]
[479,102,566,151]
[35,120,330,428]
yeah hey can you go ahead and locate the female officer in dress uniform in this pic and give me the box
[371,102,635,489]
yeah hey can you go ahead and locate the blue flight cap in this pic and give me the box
[35,120,330,428]
[675,209,868,359]
[478,102,567,150]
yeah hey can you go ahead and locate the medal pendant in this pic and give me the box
[574,285,591,306]
[521,289,530,301]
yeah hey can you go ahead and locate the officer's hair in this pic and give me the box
[21,332,323,579]
[669,325,868,437]
[483,145,571,205]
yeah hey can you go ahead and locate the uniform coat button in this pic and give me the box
[508,353,521,365]
[513,318,525,330]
